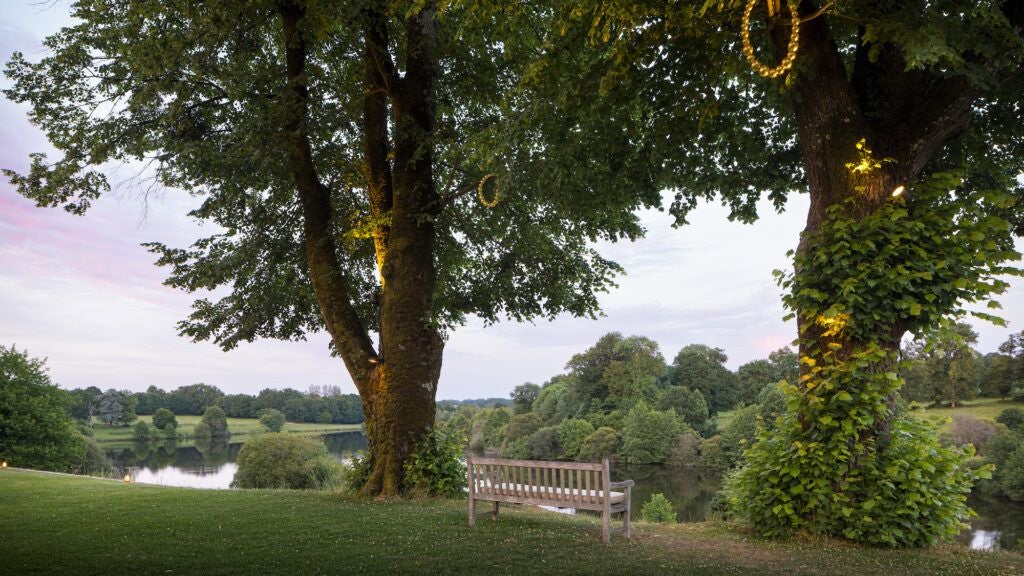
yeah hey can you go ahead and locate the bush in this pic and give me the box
[620,402,685,464]
[152,408,177,431]
[668,430,702,468]
[941,414,999,454]
[557,418,594,460]
[757,382,786,429]
[341,452,372,494]
[720,404,761,466]
[526,426,561,460]
[231,434,341,490]
[163,423,178,440]
[576,427,620,462]
[696,435,729,474]
[199,405,229,437]
[258,408,286,433]
[193,421,211,439]
[0,345,88,472]
[132,421,152,441]
[640,493,677,523]
[402,428,466,497]
[982,431,1024,500]
[996,408,1024,432]
[725,409,986,547]
[998,446,1024,501]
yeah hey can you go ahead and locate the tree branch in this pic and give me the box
[279,1,377,387]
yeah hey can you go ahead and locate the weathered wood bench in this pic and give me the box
[466,456,633,544]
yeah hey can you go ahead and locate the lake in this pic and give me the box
[106,432,1024,553]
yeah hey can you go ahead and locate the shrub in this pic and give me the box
[557,418,594,460]
[317,410,332,424]
[132,421,152,441]
[231,434,341,490]
[696,435,729,475]
[341,452,372,494]
[152,408,177,431]
[620,402,685,464]
[757,382,787,429]
[193,421,211,439]
[163,423,178,440]
[720,404,760,466]
[640,493,677,523]
[576,427,620,462]
[402,428,466,497]
[982,431,1024,500]
[668,430,702,468]
[200,405,229,437]
[725,408,987,547]
[258,408,286,433]
[996,408,1024,432]
[526,426,561,460]
[999,446,1024,501]
[941,414,999,454]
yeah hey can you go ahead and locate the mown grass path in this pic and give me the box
[1,469,1021,576]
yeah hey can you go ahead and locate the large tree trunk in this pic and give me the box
[774,2,977,438]
[280,1,443,497]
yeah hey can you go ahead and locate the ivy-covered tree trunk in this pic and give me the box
[281,2,442,496]
[783,7,976,429]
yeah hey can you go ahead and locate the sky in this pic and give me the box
[3,3,1024,401]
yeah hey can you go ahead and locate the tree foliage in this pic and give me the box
[670,345,738,414]
[0,345,90,472]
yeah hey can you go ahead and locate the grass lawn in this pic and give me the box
[90,415,360,443]
[1,469,1021,576]
[915,398,1024,425]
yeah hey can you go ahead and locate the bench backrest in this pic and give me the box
[467,457,611,511]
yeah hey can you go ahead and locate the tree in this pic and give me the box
[97,390,137,427]
[669,345,738,414]
[619,402,685,465]
[767,348,800,386]
[655,386,710,435]
[530,0,1023,544]
[4,2,657,495]
[978,353,1015,399]
[258,408,287,433]
[215,394,256,419]
[152,408,177,431]
[196,405,229,439]
[566,333,668,414]
[134,385,168,415]
[167,384,225,416]
[734,359,781,407]
[0,345,88,472]
[903,323,982,407]
[510,383,541,415]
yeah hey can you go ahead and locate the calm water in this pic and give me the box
[106,433,1024,552]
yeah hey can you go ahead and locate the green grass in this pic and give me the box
[915,399,1024,426]
[1,469,1021,576]
[89,415,360,444]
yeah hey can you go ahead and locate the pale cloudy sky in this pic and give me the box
[3,3,1023,400]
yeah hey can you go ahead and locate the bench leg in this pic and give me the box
[468,495,475,527]
[492,501,500,521]
[625,486,632,539]
[602,509,610,545]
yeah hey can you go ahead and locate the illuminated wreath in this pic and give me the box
[477,173,500,208]
[741,0,801,79]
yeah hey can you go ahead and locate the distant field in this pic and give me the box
[89,415,360,443]
[915,398,1024,426]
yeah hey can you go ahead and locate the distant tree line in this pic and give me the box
[64,383,364,425]
[439,327,1024,471]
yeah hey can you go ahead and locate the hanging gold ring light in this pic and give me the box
[741,0,801,78]
[477,173,500,208]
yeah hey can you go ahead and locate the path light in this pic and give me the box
[892,185,905,197]
[123,473,133,483]
[1,459,8,468]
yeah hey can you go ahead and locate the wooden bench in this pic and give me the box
[466,456,633,544]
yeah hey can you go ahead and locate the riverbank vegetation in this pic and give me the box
[1,469,1020,576]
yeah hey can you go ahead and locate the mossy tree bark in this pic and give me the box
[280,1,442,496]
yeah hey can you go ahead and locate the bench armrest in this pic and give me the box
[610,479,634,489]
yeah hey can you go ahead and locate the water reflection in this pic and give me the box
[105,432,366,490]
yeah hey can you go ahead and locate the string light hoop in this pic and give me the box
[741,0,801,79]
[477,173,500,208]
